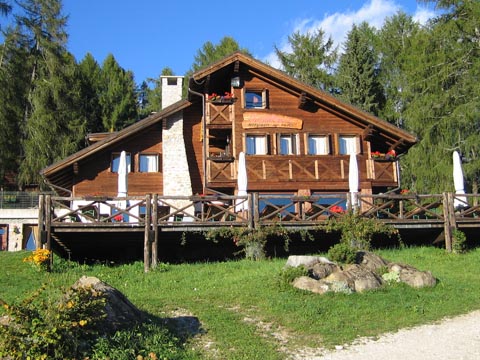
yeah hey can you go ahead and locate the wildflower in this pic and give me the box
[79,319,87,327]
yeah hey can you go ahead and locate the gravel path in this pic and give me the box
[312,310,480,360]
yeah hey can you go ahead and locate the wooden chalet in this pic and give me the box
[39,52,433,266]
[42,51,417,200]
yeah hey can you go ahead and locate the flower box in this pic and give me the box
[371,150,397,162]
[208,92,237,104]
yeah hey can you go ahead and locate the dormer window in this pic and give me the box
[244,89,267,109]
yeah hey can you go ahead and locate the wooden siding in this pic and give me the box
[204,67,396,193]
[73,126,164,196]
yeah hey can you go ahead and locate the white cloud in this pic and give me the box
[262,0,437,69]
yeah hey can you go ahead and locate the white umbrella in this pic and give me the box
[236,152,248,212]
[116,151,128,221]
[453,151,467,209]
[349,151,359,210]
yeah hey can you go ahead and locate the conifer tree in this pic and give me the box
[335,22,384,115]
[99,54,137,132]
[275,29,337,92]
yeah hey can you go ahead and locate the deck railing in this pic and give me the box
[45,192,480,228]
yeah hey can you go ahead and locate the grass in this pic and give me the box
[1,246,480,359]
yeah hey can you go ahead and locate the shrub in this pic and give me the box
[323,211,400,251]
[452,228,467,254]
[204,225,294,260]
[0,283,106,359]
[91,322,190,360]
[327,242,357,264]
[277,265,308,289]
[23,248,51,271]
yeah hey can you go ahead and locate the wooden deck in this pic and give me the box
[38,192,480,270]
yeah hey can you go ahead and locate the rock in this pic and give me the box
[285,255,333,269]
[388,263,437,288]
[311,262,341,280]
[71,276,145,333]
[356,251,389,271]
[292,276,330,294]
[325,264,384,292]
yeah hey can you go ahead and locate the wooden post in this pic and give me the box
[151,194,158,268]
[45,194,53,269]
[144,194,152,272]
[443,192,456,252]
[253,192,259,228]
[37,194,44,250]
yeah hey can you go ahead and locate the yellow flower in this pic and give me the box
[79,320,87,327]
[66,301,75,309]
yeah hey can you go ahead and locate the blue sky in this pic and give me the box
[63,0,436,84]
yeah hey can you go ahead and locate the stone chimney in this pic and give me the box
[160,75,193,205]
[161,76,184,109]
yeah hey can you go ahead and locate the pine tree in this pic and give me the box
[16,0,87,187]
[274,29,337,91]
[78,53,103,134]
[335,22,384,115]
[99,54,137,132]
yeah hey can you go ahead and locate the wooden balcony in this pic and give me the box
[206,155,397,188]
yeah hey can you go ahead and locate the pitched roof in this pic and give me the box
[190,51,418,149]
[41,100,191,182]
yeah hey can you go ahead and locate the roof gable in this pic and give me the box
[190,51,417,150]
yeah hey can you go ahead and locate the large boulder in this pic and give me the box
[311,262,341,280]
[71,276,145,333]
[388,263,437,288]
[356,251,389,271]
[285,255,333,270]
[326,264,384,292]
[292,276,330,294]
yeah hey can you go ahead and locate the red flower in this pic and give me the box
[113,214,123,222]
[330,205,345,213]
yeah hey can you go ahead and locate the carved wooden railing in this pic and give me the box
[206,156,397,186]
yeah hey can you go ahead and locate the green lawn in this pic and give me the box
[1,246,480,359]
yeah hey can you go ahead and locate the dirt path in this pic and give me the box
[308,310,480,360]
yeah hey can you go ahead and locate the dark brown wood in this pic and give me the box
[298,92,307,109]
[37,194,45,249]
[144,194,152,272]
[45,194,52,268]
[152,194,158,268]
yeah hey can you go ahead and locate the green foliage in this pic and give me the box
[99,54,138,132]
[204,225,296,261]
[327,242,358,264]
[452,228,467,254]
[0,283,106,359]
[91,322,189,360]
[276,265,308,289]
[275,29,337,91]
[336,22,384,115]
[323,211,400,251]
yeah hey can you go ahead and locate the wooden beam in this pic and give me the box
[362,125,375,141]
[389,139,405,152]
[233,60,240,73]
[298,92,307,109]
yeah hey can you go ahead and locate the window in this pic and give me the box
[111,153,131,173]
[139,154,159,172]
[338,135,358,155]
[279,134,299,155]
[246,134,268,155]
[308,135,329,155]
[244,89,267,109]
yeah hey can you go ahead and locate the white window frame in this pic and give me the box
[307,134,330,155]
[246,134,268,155]
[244,89,267,109]
[278,134,299,155]
[338,135,359,155]
[139,153,159,173]
[111,152,132,173]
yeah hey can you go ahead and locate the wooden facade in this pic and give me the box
[41,52,417,201]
